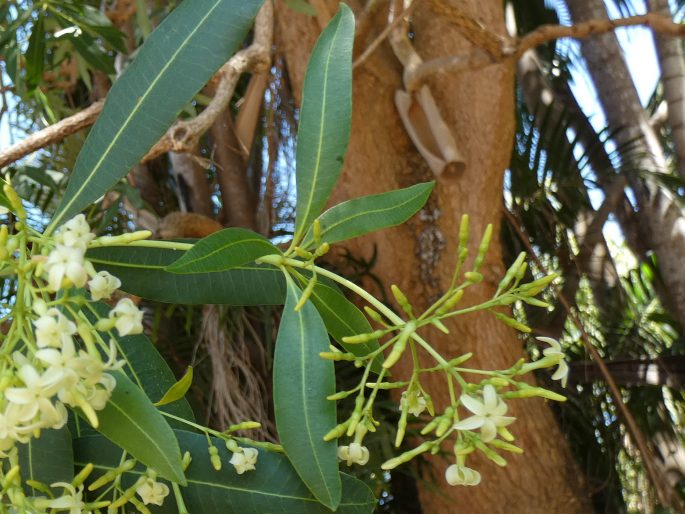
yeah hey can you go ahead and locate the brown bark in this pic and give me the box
[276,2,591,513]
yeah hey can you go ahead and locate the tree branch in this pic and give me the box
[517,12,685,57]
[405,5,685,90]
[0,2,273,169]
[0,100,104,168]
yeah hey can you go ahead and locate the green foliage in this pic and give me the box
[18,427,74,495]
[88,245,287,305]
[300,182,435,250]
[75,431,376,514]
[92,371,186,484]
[166,228,281,274]
[306,280,383,373]
[49,0,264,229]
[292,4,354,244]
[273,274,341,509]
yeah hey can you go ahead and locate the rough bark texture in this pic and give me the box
[648,0,685,177]
[567,0,685,334]
[277,1,592,513]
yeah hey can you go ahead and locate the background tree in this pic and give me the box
[1,0,684,513]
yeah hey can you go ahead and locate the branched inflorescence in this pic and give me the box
[267,215,569,487]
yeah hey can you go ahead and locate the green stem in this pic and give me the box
[260,255,470,389]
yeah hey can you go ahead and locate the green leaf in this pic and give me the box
[292,4,354,244]
[87,245,286,305]
[18,427,74,495]
[68,32,116,74]
[75,431,376,514]
[307,280,383,374]
[166,228,280,274]
[49,0,263,230]
[274,274,341,509]
[155,366,193,407]
[302,182,435,249]
[25,15,45,88]
[81,303,195,430]
[93,370,185,484]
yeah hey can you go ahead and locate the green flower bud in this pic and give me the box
[493,312,531,333]
[464,271,483,283]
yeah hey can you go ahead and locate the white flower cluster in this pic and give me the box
[0,307,123,453]
[44,214,95,292]
[0,215,144,455]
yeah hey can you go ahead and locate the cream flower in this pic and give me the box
[88,271,121,301]
[46,483,86,513]
[55,214,94,249]
[337,443,369,466]
[445,464,481,486]
[229,447,259,474]
[44,245,88,291]
[109,298,144,336]
[33,309,77,348]
[453,385,515,443]
[536,337,569,387]
[5,365,63,423]
[136,477,170,506]
[401,390,427,417]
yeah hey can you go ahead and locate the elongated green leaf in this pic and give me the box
[69,33,116,74]
[306,280,383,373]
[166,228,280,273]
[293,4,354,243]
[75,431,376,514]
[25,15,45,88]
[274,274,341,509]
[87,245,286,305]
[155,366,193,407]
[18,427,73,495]
[94,371,185,484]
[49,0,263,230]
[302,182,435,249]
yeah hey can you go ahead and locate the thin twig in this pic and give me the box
[504,208,681,510]
[406,10,685,89]
[353,0,419,69]
[517,12,685,58]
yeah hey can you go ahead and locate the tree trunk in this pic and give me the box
[276,1,591,513]
[647,0,685,177]
[566,0,685,334]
